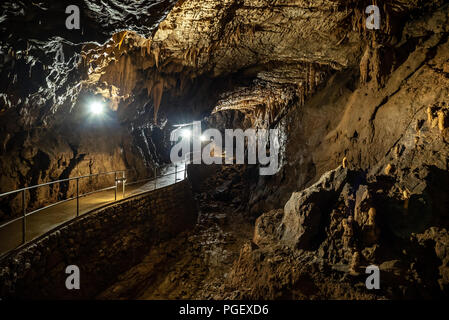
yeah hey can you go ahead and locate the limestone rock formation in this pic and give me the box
[280,166,352,249]
[221,166,449,299]
[0,1,177,219]
[1,0,449,300]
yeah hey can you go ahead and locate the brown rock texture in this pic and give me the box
[1,0,449,300]
[221,167,449,299]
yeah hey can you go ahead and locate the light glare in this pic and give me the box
[181,129,191,139]
[89,101,104,115]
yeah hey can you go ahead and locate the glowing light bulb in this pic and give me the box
[89,101,104,115]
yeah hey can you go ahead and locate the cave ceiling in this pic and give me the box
[1,0,447,130]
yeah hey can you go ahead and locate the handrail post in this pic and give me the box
[22,190,26,244]
[175,163,178,182]
[122,171,126,199]
[76,178,79,217]
[0,168,139,254]
[114,172,117,201]
[155,167,158,190]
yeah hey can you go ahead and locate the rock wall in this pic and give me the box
[248,4,449,216]
[222,167,449,299]
[0,114,173,223]
[0,179,197,299]
[214,3,449,300]
[2,1,448,224]
[0,0,179,224]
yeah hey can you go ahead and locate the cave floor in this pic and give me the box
[98,165,254,300]
[98,210,253,299]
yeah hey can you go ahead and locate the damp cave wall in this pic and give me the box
[0,0,180,223]
[0,111,174,223]
[247,16,449,234]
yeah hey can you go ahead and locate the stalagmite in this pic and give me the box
[349,251,361,275]
[342,157,348,168]
[384,163,394,175]
[438,109,448,132]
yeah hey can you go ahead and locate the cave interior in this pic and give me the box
[0,0,449,300]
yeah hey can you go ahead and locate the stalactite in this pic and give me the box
[151,79,164,122]
[183,48,190,63]
[146,76,154,97]
[309,64,316,95]
[360,45,371,83]
[153,46,160,68]
[359,40,384,88]
[297,82,305,106]
[183,47,200,67]
[118,31,128,50]
[191,48,198,67]
[230,25,241,46]
[146,39,152,55]
[371,44,383,87]
[180,74,188,93]
[383,3,392,35]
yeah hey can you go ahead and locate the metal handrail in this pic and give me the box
[0,161,188,254]
[0,169,130,198]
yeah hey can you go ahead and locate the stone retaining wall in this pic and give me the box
[0,180,197,299]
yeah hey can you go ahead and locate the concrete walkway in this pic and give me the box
[128,162,187,195]
[0,162,187,256]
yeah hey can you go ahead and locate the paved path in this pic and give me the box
[128,162,187,195]
[0,163,187,256]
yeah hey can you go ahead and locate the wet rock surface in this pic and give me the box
[247,4,449,218]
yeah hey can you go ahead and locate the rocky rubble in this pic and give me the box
[218,166,449,299]
[98,164,254,299]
